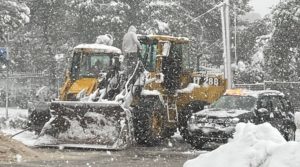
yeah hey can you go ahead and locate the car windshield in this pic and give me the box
[71,52,112,79]
[210,95,257,111]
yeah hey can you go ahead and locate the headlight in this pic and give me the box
[189,115,196,123]
[231,118,240,124]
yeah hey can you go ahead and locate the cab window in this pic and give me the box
[270,96,284,113]
[258,96,272,111]
[70,52,81,80]
[280,97,291,111]
[70,52,112,79]
[140,43,157,71]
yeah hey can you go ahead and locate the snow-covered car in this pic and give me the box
[187,89,296,149]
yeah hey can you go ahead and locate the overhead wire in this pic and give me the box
[185,2,225,27]
[191,2,225,22]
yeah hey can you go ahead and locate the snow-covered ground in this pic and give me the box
[1,107,300,167]
[1,128,38,146]
[0,107,28,131]
[295,112,300,142]
[0,107,28,119]
[0,107,39,146]
[184,122,300,167]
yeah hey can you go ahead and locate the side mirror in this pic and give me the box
[114,56,120,66]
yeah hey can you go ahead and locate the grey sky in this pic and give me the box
[249,0,280,16]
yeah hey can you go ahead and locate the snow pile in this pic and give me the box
[0,108,28,129]
[141,89,161,96]
[177,83,200,94]
[184,123,300,167]
[57,112,119,145]
[95,34,113,46]
[74,44,121,54]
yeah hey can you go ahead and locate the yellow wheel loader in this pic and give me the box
[29,43,131,150]
[29,35,226,149]
[131,35,226,145]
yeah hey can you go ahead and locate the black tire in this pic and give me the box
[28,109,51,134]
[284,123,296,141]
[133,96,164,146]
[189,137,207,149]
[162,127,177,139]
[178,101,207,143]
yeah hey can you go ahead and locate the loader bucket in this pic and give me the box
[34,101,132,150]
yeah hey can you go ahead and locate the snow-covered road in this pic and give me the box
[0,107,205,167]
[1,108,300,167]
[2,146,202,167]
[1,129,204,167]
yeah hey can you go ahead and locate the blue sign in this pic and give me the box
[0,47,8,63]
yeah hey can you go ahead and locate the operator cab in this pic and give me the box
[70,44,122,80]
[138,35,189,93]
[138,35,189,72]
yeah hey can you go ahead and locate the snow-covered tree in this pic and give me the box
[233,17,272,83]
[236,18,271,63]
[0,0,30,42]
[7,0,253,79]
[235,33,271,83]
[264,0,300,81]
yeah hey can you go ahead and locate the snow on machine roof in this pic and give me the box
[74,44,122,54]
[224,89,285,98]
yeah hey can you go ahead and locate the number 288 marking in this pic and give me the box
[193,77,219,86]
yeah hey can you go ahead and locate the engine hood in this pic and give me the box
[68,78,98,95]
[194,108,253,118]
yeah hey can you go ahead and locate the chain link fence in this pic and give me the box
[0,72,58,108]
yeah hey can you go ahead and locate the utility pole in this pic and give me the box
[221,0,232,89]
[1,35,10,119]
[5,34,10,119]
[5,49,9,119]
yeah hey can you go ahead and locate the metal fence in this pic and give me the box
[235,81,300,112]
[0,72,59,108]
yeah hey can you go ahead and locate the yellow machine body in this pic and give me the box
[131,35,227,144]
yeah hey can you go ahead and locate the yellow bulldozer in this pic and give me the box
[28,34,226,149]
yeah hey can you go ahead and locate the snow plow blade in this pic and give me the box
[34,101,132,150]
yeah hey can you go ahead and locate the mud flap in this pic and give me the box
[34,101,132,150]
